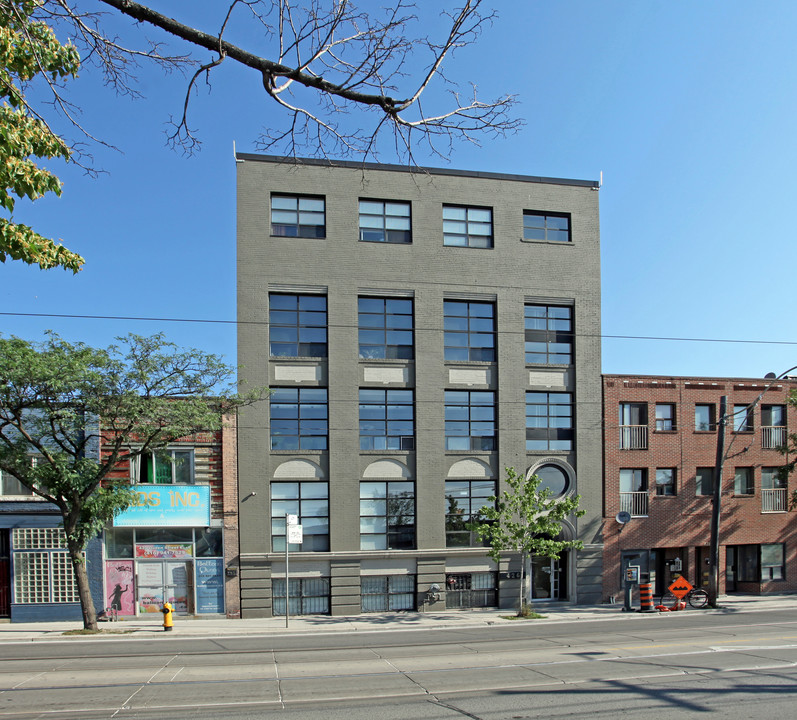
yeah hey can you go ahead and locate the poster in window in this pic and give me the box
[195,558,224,614]
[104,560,135,615]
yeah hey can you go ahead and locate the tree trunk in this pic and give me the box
[66,536,97,631]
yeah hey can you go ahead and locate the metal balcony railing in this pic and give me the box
[619,425,648,450]
[761,488,787,513]
[619,491,648,517]
[761,426,787,449]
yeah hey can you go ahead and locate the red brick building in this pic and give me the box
[603,375,797,602]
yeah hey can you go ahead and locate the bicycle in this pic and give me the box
[658,586,709,609]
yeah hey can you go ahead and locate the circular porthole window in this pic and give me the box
[534,464,570,497]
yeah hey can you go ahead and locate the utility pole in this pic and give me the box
[708,395,726,608]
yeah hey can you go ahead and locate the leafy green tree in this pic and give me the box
[470,467,585,616]
[0,332,264,630]
[0,0,84,271]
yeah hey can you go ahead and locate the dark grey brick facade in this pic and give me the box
[237,155,603,616]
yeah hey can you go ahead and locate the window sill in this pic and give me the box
[269,234,328,240]
[359,358,415,365]
[655,494,677,498]
[359,449,414,455]
[520,238,573,246]
[732,494,754,499]
[693,431,717,434]
[653,430,678,434]
[443,244,494,250]
[269,449,328,455]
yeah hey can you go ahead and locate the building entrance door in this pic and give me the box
[530,554,566,601]
[0,530,9,617]
[137,561,193,614]
[726,547,737,593]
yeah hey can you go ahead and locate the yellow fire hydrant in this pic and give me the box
[161,601,174,631]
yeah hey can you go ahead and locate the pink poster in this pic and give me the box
[105,560,135,615]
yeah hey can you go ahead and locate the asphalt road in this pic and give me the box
[2,609,797,719]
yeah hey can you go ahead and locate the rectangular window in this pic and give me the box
[269,293,327,358]
[696,467,715,496]
[361,575,415,612]
[359,389,414,450]
[656,468,676,496]
[737,545,759,582]
[359,481,415,550]
[523,211,571,243]
[12,529,79,605]
[272,577,330,616]
[444,300,495,362]
[445,479,495,547]
[761,543,785,580]
[734,467,754,495]
[695,404,716,432]
[620,469,648,493]
[270,388,328,451]
[733,404,753,432]
[133,449,193,484]
[358,297,413,360]
[0,469,33,496]
[358,200,411,243]
[445,390,496,451]
[762,467,787,489]
[619,402,648,450]
[443,205,493,248]
[270,482,329,552]
[655,403,675,431]
[524,304,572,364]
[525,392,573,451]
[271,194,325,238]
[762,404,786,427]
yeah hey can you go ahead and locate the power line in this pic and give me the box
[1,311,795,347]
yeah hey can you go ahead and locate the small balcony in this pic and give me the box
[761,426,787,450]
[619,491,648,517]
[761,488,788,513]
[620,425,648,450]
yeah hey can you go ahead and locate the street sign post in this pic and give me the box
[285,514,302,628]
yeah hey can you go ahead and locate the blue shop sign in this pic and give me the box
[113,485,211,527]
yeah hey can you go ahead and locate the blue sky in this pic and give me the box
[3,1,796,380]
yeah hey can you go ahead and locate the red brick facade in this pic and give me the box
[603,375,797,602]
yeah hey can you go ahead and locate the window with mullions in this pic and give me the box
[445,391,496,451]
[271,482,329,551]
[444,300,495,362]
[524,305,572,364]
[696,467,715,496]
[523,212,571,242]
[358,200,411,243]
[655,403,675,431]
[361,575,415,612]
[12,528,79,604]
[525,392,573,451]
[133,449,193,484]
[359,389,414,450]
[358,297,413,360]
[734,467,754,495]
[733,404,753,432]
[272,577,330,615]
[656,468,676,496]
[695,404,716,431]
[737,544,785,581]
[445,479,495,547]
[0,469,33,496]
[443,205,493,248]
[269,294,327,357]
[271,194,325,238]
[270,388,328,450]
[359,481,415,550]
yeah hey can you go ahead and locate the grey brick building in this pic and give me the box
[236,154,603,616]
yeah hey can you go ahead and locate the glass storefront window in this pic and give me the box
[135,528,193,544]
[195,528,223,557]
[105,528,134,558]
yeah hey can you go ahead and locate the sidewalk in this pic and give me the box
[1,594,795,642]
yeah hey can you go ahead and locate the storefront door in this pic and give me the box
[531,555,565,601]
[137,561,193,614]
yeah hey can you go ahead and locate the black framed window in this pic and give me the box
[524,304,572,364]
[358,200,411,243]
[270,388,328,451]
[359,481,415,550]
[271,195,325,238]
[737,544,785,582]
[443,205,493,248]
[445,480,495,547]
[655,468,676,496]
[696,467,714,496]
[761,543,785,580]
[733,404,753,432]
[761,467,787,490]
[762,405,786,426]
[444,390,496,451]
[0,470,33,496]
[655,403,675,431]
[526,392,573,451]
[359,389,414,450]
[361,575,415,612]
[620,468,647,492]
[270,482,329,552]
[269,294,327,357]
[272,577,330,615]
[695,404,716,432]
[444,300,495,362]
[358,297,413,360]
[523,211,571,242]
[134,449,193,484]
[734,467,754,495]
